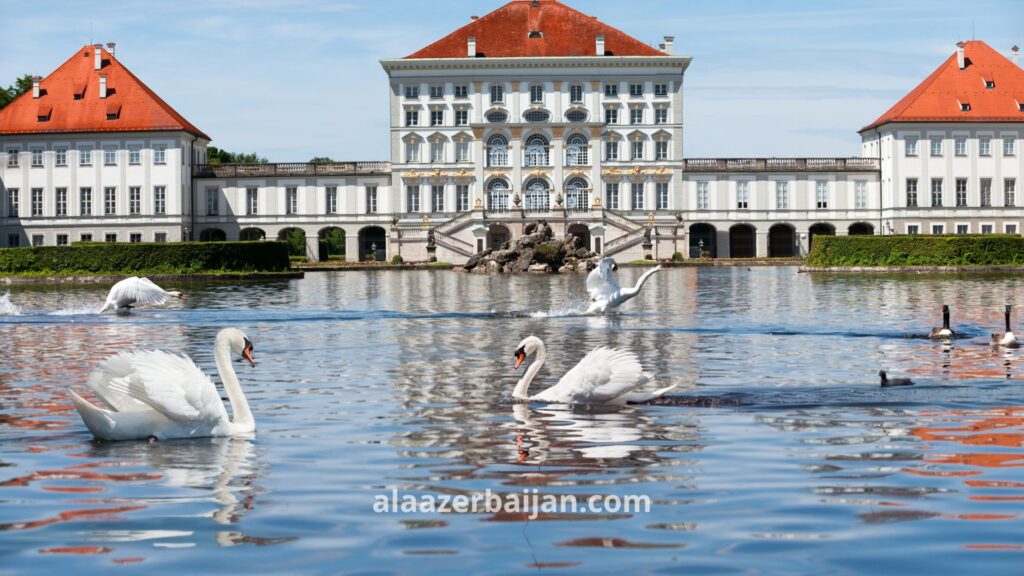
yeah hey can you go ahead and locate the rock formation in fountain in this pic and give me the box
[460,221,601,274]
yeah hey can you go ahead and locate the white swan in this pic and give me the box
[69,328,257,441]
[991,305,1020,348]
[512,335,676,404]
[586,259,662,314]
[99,276,185,313]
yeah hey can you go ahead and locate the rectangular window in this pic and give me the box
[406,185,420,213]
[490,84,503,104]
[982,224,994,234]
[56,234,69,246]
[656,182,669,210]
[130,233,142,243]
[930,137,942,156]
[906,178,918,207]
[154,145,166,164]
[606,182,620,210]
[631,140,644,160]
[454,84,468,98]
[246,187,258,215]
[31,188,43,216]
[855,181,867,209]
[1007,179,1017,207]
[737,181,749,209]
[5,148,17,167]
[1007,224,1019,234]
[405,110,419,127]
[404,85,419,99]
[286,187,298,214]
[79,148,92,166]
[154,233,167,243]
[129,186,141,215]
[530,84,544,103]
[56,187,67,216]
[429,84,444,99]
[815,181,828,209]
[907,225,920,235]
[431,185,444,212]
[31,148,43,167]
[129,145,141,165]
[955,137,967,156]
[456,140,470,162]
[1005,138,1016,156]
[366,186,378,213]
[605,140,619,161]
[430,141,444,163]
[206,187,219,216]
[32,234,43,247]
[456,184,469,212]
[7,188,18,217]
[654,83,668,97]
[655,140,669,160]
[775,181,789,209]
[956,224,969,234]
[905,138,918,156]
[570,84,583,102]
[980,137,991,156]
[631,182,644,210]
[981,178,992,207]
[696,181,709,210]
[80,233,92,242]
[654,108,668,124]
[629,83,643,97]
[326,186,338,214]
[55,147,67,166]
[605,108,618,124]
[105,233,117,243]
[931,224,944,235]
[7,234,19,247]
[153,186,166,215]
[955,178,968,207]
[630,107,643,125]
[104,147,117,166]
[104,187,116,215]
[454,109,468,126]
[430,109,444,126]
[80,187,91,216]
[931,178,943,207]
[405,142,419,163]
[604,83,619,97]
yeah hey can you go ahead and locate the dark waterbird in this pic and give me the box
[879,370,913,387]
[929,304,955,340]
[991,304,1020,348]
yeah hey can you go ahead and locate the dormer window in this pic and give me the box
[984,79,995,89]
[528,31,542,39]
[36,105,52,122]
[73,82,87,100]
[1019,101,1024,112]
[106,102,121,120]
[960,101,971,112]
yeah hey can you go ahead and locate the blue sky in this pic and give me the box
[1,0,1020,161]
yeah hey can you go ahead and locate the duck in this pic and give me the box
[100,276,185,313]
[991,304,1020,348]
[879,370,913,387]
[929,304,955,339]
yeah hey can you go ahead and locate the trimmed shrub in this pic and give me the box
[644,253,653,260]
[806,234,1024,267]
[0,241,290,275]
[672,252,684,262]
[391,255,404,265]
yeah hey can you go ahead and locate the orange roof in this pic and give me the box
[862,41,1024,132]
[406,0,667,59]
[0,45,209,139]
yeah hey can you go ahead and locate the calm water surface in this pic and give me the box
[1,268,1024,574]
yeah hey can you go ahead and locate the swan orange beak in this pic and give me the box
[242,343,256,367]
[514,350,526,369]
[178,293,186,301]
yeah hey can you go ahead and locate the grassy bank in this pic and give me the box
[0,241,291,276]
[806,235,1024,267]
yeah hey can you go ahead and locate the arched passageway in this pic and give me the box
[359,226,387,261]
[729,224,755,258]
[768,224,797,258]
[689,223,717,258]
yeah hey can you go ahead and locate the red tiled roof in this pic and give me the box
[406,0,667,59]
[862,41,1024,132]
[0,45,209,139]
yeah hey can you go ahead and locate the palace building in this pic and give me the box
[1,0,1022,262]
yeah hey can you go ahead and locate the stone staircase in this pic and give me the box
[601,209,649,257]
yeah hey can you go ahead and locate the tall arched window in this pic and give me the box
[565,177,589,210]
[524,178,550,212]
[487,135,508,167]
[524,135,550,167]
[487,179,510,212]
[566,133,589,166]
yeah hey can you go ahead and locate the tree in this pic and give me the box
[309,156,336,164]
[206,145,268,165]
[0,74,35,110]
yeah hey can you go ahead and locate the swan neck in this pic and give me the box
[1007,311,1012,332]
[513,341,546,400]
[633,267,659,291]
[215,337,253,428]
[943,310,950,329]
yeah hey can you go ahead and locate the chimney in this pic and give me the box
[99,74,107,99]
[1014,45,1020,67]
[31,76,41,99]
[663,36,675,55]
[106,42,116,57]
[467,36,476,57]
[595,34,605,56]
[956,41,966,70]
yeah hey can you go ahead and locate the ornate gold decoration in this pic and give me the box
[647,212,656,226]
[630,165,644,175]
[431,168,443,179]
[654,166,670,175]
[404,170,421,180]
[510,82,520,90]
[510,127,523,139]
[589,127,603,138]
[592,196,603,208]
[590,81,601,90]
[551,127,564,139]
[473,82,483,90]
[552,81,562,90]
[474,196,483,208]
[421,213,430,228]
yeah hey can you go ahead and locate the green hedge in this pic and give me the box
[0,241,291,275]
[806,234,1024,267]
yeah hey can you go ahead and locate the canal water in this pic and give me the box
[1,268,1023,574]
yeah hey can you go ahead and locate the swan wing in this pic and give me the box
[585,265,619,301]
[98,350,226,423]
[537,347,647,404]
[109,277,170,306]
[87,353,157,411]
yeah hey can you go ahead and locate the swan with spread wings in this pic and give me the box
[99,276,185,313]
[586,258,661,314]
